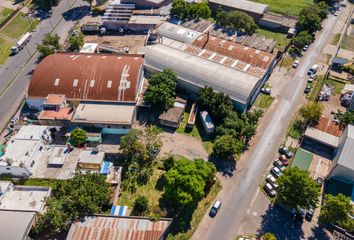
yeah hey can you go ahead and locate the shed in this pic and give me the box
[200,111,214,134]
[78,149,105,171]
[158,98,187,128]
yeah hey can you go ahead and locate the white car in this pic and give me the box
[292,60,300,68]
[302,45,309,51]
[271,167,282,177]
[334,12,338,16]
[266,174,279,188]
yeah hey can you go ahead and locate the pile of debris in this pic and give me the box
[319,84,334,101]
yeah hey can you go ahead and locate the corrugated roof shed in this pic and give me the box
[66,216,172,240]
[157,22,203,44]
[209,0,268,15]
[28,53,144,103]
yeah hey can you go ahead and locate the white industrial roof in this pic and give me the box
[79,150,105,165]
[157,22,202,44]
[80,43,98,53]
[305,127,339,148]
[210,0,268,15]
[337,125,354,170]
[0,210,36,240]
[72,103,135,125]
[144,44,260,106]
[15,125,49,140]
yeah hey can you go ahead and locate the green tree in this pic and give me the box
[190,2,211,20]
[171,0,189,19]
[212,134,244,160]
[277,167,320,211]
[37,33,62,57]
[215,10,257,33]
[262,232,277,240]
[300,102,323,126]
[163,155,175,171]
[69,128,87,147]
[132,196,149,215]
[144,68,177,110]
[320,194,354,231]
[163,158,216,207]
[297,5,324,33]
[293,31,313,49]
[68,32,84,52]
[317,1,329,19]
[336,110,354,127]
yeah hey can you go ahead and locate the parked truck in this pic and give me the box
[11,32,31,54]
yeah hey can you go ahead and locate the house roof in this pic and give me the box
[337,125,354,170]
[44,94,65,105]
[38,106,74,121]
[0,210,36,240]
[66,215,172,240]
[209,0,268,15]
[78,150,105,165]
[28,53,144,103]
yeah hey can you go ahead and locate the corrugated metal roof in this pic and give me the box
[336,125,354,170]
[66,216,172,240]
[209,0,268,15]
[157,22,203,44]
[28,53,144,103]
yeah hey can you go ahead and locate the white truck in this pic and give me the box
[11,32,31,54]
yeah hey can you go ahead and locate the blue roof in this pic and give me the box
[332,57,348,65]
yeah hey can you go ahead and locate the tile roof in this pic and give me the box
[28,53,144,103]
[38,106,74,121]
[44,94,66,105]
[66,216,172,240]
[315,117,343,137]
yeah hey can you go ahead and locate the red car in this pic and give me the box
[279,155,289,166]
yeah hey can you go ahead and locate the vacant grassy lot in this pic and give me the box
[280,54,295,69]
[251,0,313,16]
[0,36,14,64]
[332,33,341,45]
[254,93,274,109]
[326,78,345,95]
[1,13,37,39]
[341,35,354,51]
[255,28,291,50]
[0,8,14,24]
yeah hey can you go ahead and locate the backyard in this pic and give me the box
[251,0,313,16]
[255,28,291,50]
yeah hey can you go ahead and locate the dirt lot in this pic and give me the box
[84,34,147,54]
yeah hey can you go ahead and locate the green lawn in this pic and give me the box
[332,33,341,45]
[288,118,305,140]
[1,12,37,39]
[0,36,14,64]
[308,75,324,102]
[280,54,295,69]
[251,0,313,16]
[0,8,14,24]
[254,93,274,109]
[255,27,291,50]
[341,35,354,51]
[326,78,345,95]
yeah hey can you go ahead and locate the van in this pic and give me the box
[308,64,319,75]
[209,200,221,217]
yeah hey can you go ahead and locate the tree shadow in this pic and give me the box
[62,6,90,22]
[307,224,332,240]
[257,205,305,240]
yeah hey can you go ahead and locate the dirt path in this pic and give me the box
[160,132,209,160]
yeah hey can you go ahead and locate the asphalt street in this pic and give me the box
[0,0,84,132]
[192,12,342,240]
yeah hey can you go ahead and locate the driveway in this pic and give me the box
[192,8,346,240]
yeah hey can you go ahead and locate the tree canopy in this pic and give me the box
[69,128,87,147]
[297,3,328,33]
[144,68,178,110]
[262,233,277,240]
[299,102,323,126]
[212,134,245,160]
[216,8,258,34]
[163,158,216,208]
[171,0,211,20]
[132,195,149,216]
[35,172,110,235]
[277,167,320,211]
[336,110,354,127]
[68,32,84,52]
[320,194,354,232]
[37,34,62,58]
[293,31,313,50]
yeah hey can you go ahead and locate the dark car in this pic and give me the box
[279,146,293,159]
[305,207,314,221]
[209,200,221,217]
[316,177,324,185]
[304,85,311,94]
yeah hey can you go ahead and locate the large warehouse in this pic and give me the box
[145,23,277,111]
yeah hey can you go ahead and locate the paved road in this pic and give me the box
[0,0,84,133]
[192,12,341,240]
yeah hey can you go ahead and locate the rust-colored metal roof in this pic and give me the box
[66,216,172,240]
[28,53,144,103]
[192,34,275,70]
[315,117,343,137]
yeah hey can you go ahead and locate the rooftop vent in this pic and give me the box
[54,78,60,86]
[107,80,112,88]
[90,80,95,88]
[73,79,78,87]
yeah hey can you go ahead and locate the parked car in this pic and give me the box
[292,60,300,68]
[266,174,279,188]
[316,177,324,185]
[308,76,314,83]
[307,64,319,75]
[304,85,311,93]
[261,88,271,95]
[271,166,282,177]
[274,160,286,171]
[279,146,293,159]
[302,45,309,51]
[305,207,314,221]
[209,200,222,217]
[279,155,289,166]
[334,12,338,16]
[10,116,19,124]
[264,183,277,197]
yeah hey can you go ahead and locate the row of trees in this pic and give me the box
[171,0,211,20]
[34,172,110,236]
[196,87,262,161]
[216,7,258,34]
[297,2,328,33]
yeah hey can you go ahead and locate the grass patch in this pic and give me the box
[326,78,345,95]
[280,54,295,69]
[308,75,325,102]
[255,27,291,50]
[341,35,354,51]
[288,118,305,140]
[14,178,64,189]
[251,0,313,16]
[332,33,341,45]
[0,36,14,64]
[0,8,14,24]
[117,167,165,216]
[326,54,332,64]
[1,12,38,39]
[254,93,274,109]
